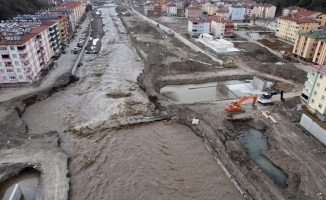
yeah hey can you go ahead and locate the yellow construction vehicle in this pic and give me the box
[223,60,236,68]
[283,52,291,60]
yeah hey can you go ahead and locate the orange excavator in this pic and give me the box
[225,94,258,112]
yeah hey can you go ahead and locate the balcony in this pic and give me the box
[17,48,27,54]
[301,88,310,101]
[22,63,31,69]
[20,56,29,62]
[0,50,9,55]
[2,57,12,62]
[24,69,33,76]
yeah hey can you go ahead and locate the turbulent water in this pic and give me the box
[22,7,244,199]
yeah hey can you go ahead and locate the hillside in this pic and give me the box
[0,0,51,21]
[259,0,326,15]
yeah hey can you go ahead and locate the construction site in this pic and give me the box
[0,3,326,200]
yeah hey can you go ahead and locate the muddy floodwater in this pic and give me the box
[0,169,40,200]
[160,80,265,103]
[239,129,287,188]
[22,7,244,200]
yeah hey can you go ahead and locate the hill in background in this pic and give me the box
[258,0,326,16]
[0,0,51,21]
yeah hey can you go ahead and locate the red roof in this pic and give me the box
[189,18,211,23]
[284,6,303,10]
[212,17,234,23]
[54,2,82,10]
[278,15,319,23]
[310,65,326,75]
[293,9,319,16]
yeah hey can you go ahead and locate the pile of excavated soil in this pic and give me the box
[237,42,279,62]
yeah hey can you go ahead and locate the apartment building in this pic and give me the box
[185,7,202,19]
[276,15,320,43]
[0,20,59,84]
[55,2,84,22]
[256,3,276,19]
[162,3,177,16]
[282,6,303,16]
[144,3,162,17]
[293,30,326,61]
[228,6,245,21]
[245,5,259,17]
[211,17,235,37]
[301,65,326,121]
[215,10,230,18]
[207,5,219,16]
[313,37,326,65]
[188,17,211,37]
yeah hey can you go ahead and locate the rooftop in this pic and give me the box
[293,9,320,16]
[0,20,55,45]
[278,15,320,23]
[212,17,234,23]
[256,3,275,8]
[310,65,326,75]
[284,6,304,10]
[189,17,212,23]
[298,30,326,38]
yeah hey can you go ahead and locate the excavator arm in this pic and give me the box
[225,94,258,112]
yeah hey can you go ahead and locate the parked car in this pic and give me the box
[60,42,69,47]
[74,47,81,51]
[61,50,67,54]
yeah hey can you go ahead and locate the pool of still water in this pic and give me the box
[238,129,288,189]
[0,169,40,200]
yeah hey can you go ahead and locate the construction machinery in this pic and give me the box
[258,90,285,105]
[283,52,291,60]
[225,94,258,112]
[223,60,236,68]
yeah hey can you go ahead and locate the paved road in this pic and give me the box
[0,13,90,103]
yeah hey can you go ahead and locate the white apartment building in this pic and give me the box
[188,17,211,37]
[256,3,276,19]
[228,6,245,21]
[0,20,59,84]
[166,4,178,16]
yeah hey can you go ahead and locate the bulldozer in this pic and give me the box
[283,52,291,60]
[223,60,236,68]
[225,94,258,112]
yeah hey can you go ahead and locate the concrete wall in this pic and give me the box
[252,76,266,91]
[300,114,326,146]
[131,8,223,65]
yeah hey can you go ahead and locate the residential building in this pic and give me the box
[55,2,84,22]
[245,5,259,17]
[313,38,326,65]
[215,10,230,18]
[144,3,162,17]
[293,30,326,61]
[185,7,202,18]
[276,15,320,43]
[201,2,212,13]
[301,65,326,121]
[207,5,219,15]
[256,3,276,19]
[228,5,245,21]
[282,6,304,16]
[162,3,177,16]
[188,17,211,37]
[0,20,59,84]
[211,17,235,37]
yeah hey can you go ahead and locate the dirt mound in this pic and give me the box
[238,42,279,62]
[254,63,306,83]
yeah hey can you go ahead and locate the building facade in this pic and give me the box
[276,15,320,43]
[228,6,245,21]
[144,3,162,17]
[313,38,326,65]
[188,18,210,37]
[211,17,235,37]
[245,5,259,17]
[293,31,326,61]
[0,20,58,84]
[207,5,219,16]
[301,65,326,121]
[256,3,276,19]
[185,7,202,19]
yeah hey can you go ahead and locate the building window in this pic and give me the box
[311,99,315,103]
[10,46,15,51]
[318,104,323,109]
[17,68,21,73]
[320,74,323,79]
[6,69,13,72]
[322,95,325,100]
[14,61,19,66]
[0,69,4,73]
[0,47,7,51]
[0,62,2,67]
[12,54,17,58]
[3,76,7,80]
[314,91,318,95]
[317,82,320,87]
[9,76,16,80]
[19,75,23,79]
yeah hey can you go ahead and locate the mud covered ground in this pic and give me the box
[119,4,326,200]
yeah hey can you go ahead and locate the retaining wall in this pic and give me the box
[300,114,326,146]
[252,76,267,91]
[131,8,223,64]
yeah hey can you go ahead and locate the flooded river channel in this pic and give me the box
[22,7,244,199]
